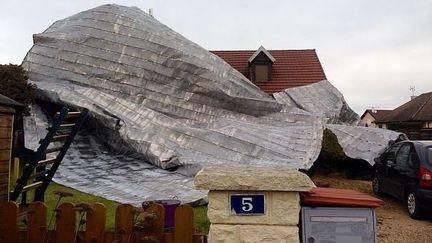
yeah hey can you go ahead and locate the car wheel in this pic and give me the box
[372,175,382,195]
[406,190,423,219]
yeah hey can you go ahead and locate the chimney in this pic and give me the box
[371,107,377,113]
[149,8,154,18]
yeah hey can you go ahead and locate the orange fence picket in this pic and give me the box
[27,201,47,243]
[84,203,106,243]
[55,202,76,243]
[145,203,165,236]
[0,201,18,243]
[0,201,206,243]
[114,204,135,243]
[174,204,194,243]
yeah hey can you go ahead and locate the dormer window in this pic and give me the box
[248,46,275,82]
[255,64,269,81]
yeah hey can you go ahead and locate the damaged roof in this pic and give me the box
[21,4,403,204]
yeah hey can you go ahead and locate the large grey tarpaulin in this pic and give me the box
[22,4,404,204]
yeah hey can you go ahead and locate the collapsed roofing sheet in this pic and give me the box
[22,4,324,174]
[325,124,407,165]
[24,105,207,205]
[272,81,404,164]
[21,4,404,204]
[273,80,359,125]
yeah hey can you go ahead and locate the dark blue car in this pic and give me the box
[372,140,432,219]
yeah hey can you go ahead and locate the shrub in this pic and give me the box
[320,128,346,163]
[0,64,35,114]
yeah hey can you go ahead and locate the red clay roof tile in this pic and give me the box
[211,49,327,93]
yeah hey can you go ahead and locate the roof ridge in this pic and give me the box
[410,92,432,120]
[248,46,276,63]
[210,49,317,52]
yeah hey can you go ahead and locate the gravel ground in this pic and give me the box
[312,173,432,243]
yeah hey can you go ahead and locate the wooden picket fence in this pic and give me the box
[0,201,207,243]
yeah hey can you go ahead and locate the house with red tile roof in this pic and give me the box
[374,92,432,140]
[211,46,327,93]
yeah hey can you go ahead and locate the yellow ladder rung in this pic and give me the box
[22,181,43,192]
[60,123,75,129]
[38,157,57,166]
[51,134,69,142]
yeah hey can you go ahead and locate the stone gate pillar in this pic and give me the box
[195,166,314,243]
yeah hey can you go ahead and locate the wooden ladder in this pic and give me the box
[9,107,88,203]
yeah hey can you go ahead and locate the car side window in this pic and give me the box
[427,147,432,165]
[407,147,420,169]
[396,144,410,170]
[384,143,402,165]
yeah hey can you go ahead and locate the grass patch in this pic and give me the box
[36,183,120,229]
[193,206,210,234]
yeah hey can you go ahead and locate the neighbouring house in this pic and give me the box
[211,46,327,93]
[360,109,391,128]
[374,92,432,140]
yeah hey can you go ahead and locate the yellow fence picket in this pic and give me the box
[27,202,47,243]
[0,201,18,243]
[55,202,76,243]
[114,203,135,243]
[174,204,194,243]
[84,203,106,243]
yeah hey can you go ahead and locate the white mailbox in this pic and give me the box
[302,207,377,243]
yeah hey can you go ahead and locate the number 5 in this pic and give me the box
[242,197,253,211]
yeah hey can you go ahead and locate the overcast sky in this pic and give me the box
[1,0,432,115]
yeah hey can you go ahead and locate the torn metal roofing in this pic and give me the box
[21,4,405,204]
[274,80,359,125]
[326,124,407,165]
[22,4,324,172]
[24,105,207,205]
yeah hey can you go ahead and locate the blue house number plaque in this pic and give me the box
[230,194,265,215]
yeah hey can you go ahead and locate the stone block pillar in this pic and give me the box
[195,166,314,243]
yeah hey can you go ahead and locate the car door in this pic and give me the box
[377,143,402,194]
[388,143,411,199]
